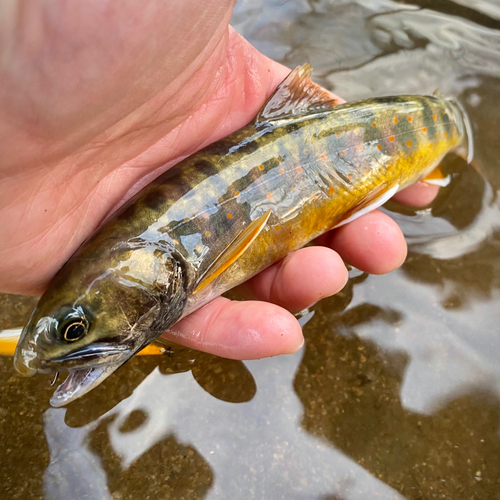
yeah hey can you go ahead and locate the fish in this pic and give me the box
[13,64,472,407]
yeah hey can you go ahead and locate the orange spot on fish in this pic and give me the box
[321,154,327,161]
[372,122,377,127]
[328,187,335,195]
[347,174,353,181]
[196,246,202,252]
[377,144,382,151]
[173,239,179,245]
[341,150,346,156]
[267,192,273,199]
[432,115,437,120]
[444,132,448,137]
[336,133,341,138]
[389,136,395,142]
[408,117,413,122]
[275,225,281,230]
[435,133,439,137]
[422,127,427,133]
[289,205,295,211]
[442,109,446,115]
[247,187,251,191]
[406,140,412,147]
[296,167,303,173]
[304,149,309,154]
[259,164,264,170]
[365,169,371,175]
[227,213,233,219]
[312,194,318,201]
[354,128,360,134]
[205,232,210,237]
[184,217,189,222]
[394,118,399,124]
[387,165,393,171]
[356,145,363,151]
[235,191,240,197]
[279,168,284,174]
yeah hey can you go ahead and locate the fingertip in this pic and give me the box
[236,246,348,312]
[391,182,440,207]
[162,298,303,360]
[272,247,348,310]
[330,210,407,275]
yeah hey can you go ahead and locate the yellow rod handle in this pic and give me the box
[0,329,166,357]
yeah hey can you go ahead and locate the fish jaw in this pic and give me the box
[50,362,123,407]
[46,345,137,406]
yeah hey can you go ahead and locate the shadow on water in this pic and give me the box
[85,418,213,500]
[295,285,500,499]
[0,349,219,500]
[63,349,256,428]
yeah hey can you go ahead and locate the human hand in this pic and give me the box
[0,1,438,359]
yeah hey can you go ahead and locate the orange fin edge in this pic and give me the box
[193,209,272,294]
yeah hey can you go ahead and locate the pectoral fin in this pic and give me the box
[422,166,451,187]
[194,210,272,294]
[255,64,338,125]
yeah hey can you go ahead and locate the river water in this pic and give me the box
[1,1,500,498]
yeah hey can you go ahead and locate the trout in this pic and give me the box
[14,65,472,406]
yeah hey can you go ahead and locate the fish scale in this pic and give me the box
[14,65,471,406]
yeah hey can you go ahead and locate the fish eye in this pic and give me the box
[63,321,87,342]
[54,305,92,344]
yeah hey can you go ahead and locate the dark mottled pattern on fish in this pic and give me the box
[62,95,463,305]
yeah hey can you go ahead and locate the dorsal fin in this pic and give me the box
[255,64,338,125]
[193,210,272,294]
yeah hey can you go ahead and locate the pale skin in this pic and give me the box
[0,0,438,360]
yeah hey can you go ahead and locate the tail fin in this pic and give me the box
[446,98,474,164]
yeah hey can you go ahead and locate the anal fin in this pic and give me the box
[422,166,451,187]
[334,184,399,229]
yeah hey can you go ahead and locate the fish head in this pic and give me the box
[14,245,188,407]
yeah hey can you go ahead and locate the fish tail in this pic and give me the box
[445,98,474,164]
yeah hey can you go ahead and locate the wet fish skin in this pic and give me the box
[13,65,469,405]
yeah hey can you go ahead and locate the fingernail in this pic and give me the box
[291,337,305,353]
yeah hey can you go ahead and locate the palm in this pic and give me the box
[0,1,437,359]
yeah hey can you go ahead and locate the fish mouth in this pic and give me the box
[49,344,134,407]
[50,362,123,407]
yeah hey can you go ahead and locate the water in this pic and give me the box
[2,1,500,498]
